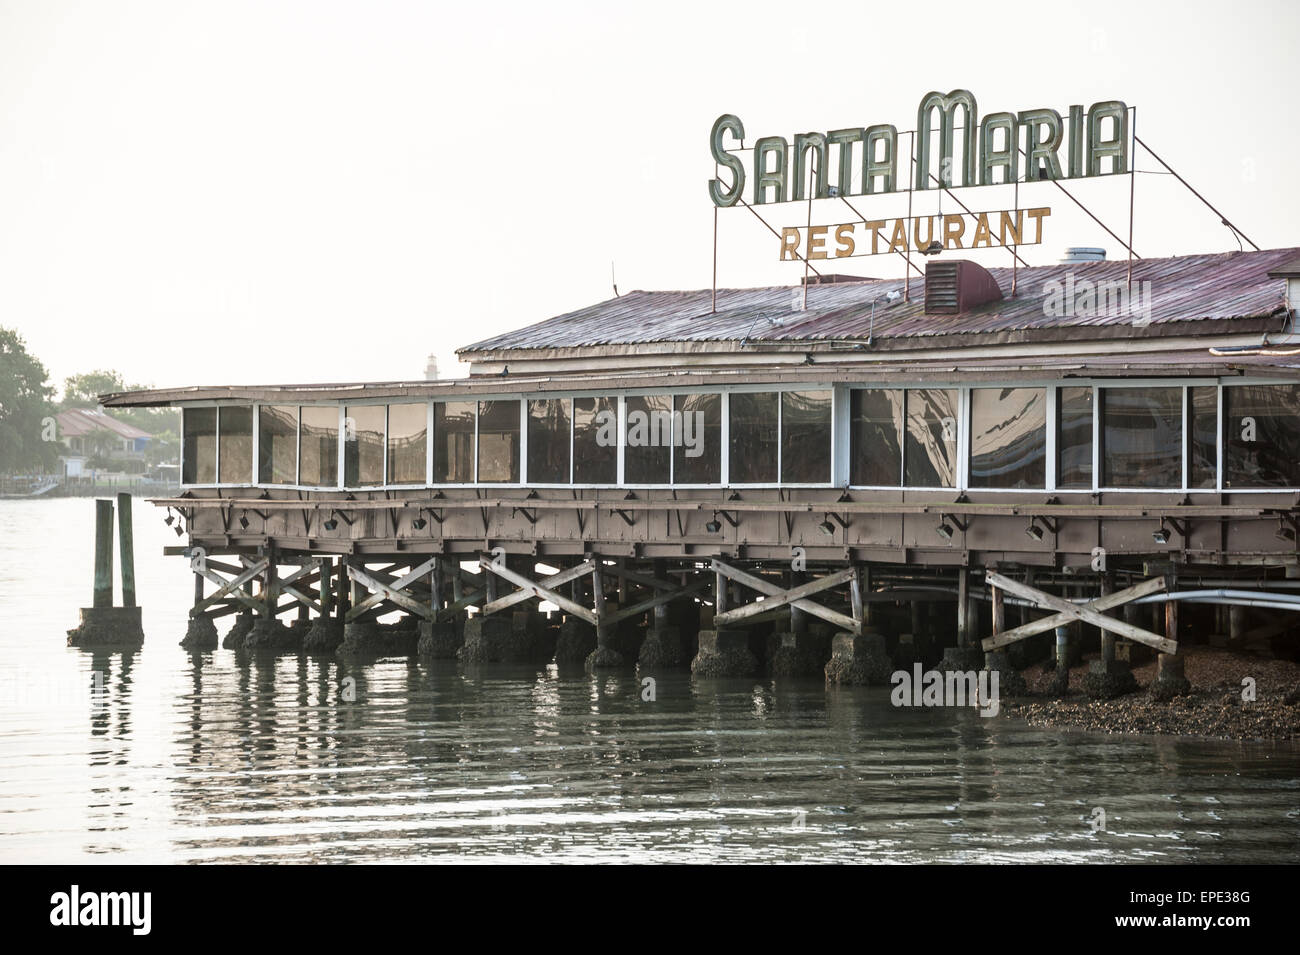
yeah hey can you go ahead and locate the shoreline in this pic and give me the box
[999,646,1300,742]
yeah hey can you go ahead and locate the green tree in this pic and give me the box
[0,327,57,474]
[61,368,180,443]
[61,370,128,408]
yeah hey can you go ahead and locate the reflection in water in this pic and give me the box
[0,500,1298,863]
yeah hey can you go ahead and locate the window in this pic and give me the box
[344,405,385,486]
[781,390,832,483]
[182,407,217,484]
[850,389,903,486]
[625,394,671,484]
[434,401,475,483]
[573,397,617,484]
[1056,386,1094,489]
[387,404,428,485]
[527,398,570,484]
[729,392,778,484]
[258,405,297,485]
[299,406,338,487]
[1101,387,1182,488]
[1188,386,1217,489]
[904,389,958,487]
[673,393,721,484]
[478,400,520,483]
[217,406,253,484]
[1224,384,1300,488]
[969,388,1046,489]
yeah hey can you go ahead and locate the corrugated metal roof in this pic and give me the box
[459,248,1297,354]
[56,408,152,439]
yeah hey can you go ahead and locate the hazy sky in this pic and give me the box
[1,0,1296,394]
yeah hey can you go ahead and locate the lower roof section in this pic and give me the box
[101,347,1300,408]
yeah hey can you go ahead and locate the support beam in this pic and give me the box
[478,558,598,626]
[711,560,859,633]
[346,562,436,622]
[981,571,1174,653]
[349,557,438,618]
[480,560,596,616]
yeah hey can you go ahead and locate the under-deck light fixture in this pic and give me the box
[164,508,175,526]
[412,516,428,530]
[705,511,722,534]
[1152,525,1170,545]
[936,513,968,539]
[1025,519,1045,541]
[818,516,837,536]
[238,513,249,530]
[323,517,338,531]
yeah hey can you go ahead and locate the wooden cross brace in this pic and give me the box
[240,555,322,615]
[345,558,438,622]
[981,571,1176,654]
[711,560,859,634]
[478,558,598,625]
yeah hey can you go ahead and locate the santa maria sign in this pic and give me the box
[707,90,1129,206]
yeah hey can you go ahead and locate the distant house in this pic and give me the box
[55,409,152,478]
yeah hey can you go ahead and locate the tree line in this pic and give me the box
[0,325,179,474]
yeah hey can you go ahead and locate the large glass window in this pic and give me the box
[344,405,385,486]
[217,406,253,484]
[258,405,297,485]
[1057,387,1094,489]
[969,388,1046,489]
[1224,384,1300,488]
[574,397,617,484]
[478,400,520,483]
[625,395,671,484]
[850,389,903,486]
[434,401,475,483]
[182,407,217,484]
[781,390,832,483]
[1101,387,1182,488]
[299,406,338,487]
[673,393,721,484]
[1189,386,1217,489]
[729,392,778,484]
[527,398,570,484]
[387,404,428,485]
[904,389,958,487]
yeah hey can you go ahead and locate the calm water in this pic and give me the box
[1,498,1297,863]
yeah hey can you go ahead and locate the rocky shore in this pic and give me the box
[1001,647,1300,742]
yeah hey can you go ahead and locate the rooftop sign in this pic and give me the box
[708,90,1129,207]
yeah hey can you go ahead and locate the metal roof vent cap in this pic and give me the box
[1060,246,1107,263]
[923,259,1004,315]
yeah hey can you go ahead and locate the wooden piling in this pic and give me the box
[116,492,136,608]
[93,499,114,609]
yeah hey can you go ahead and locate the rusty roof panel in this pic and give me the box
[459,248,1297,353]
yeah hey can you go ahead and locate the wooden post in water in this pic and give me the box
[116,493,136,608]
[93,499,114,608]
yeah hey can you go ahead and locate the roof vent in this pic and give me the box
[924,259,1003,315]
[1060,246,1107,263]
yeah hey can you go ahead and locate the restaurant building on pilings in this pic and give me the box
[103,246,1300,683]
